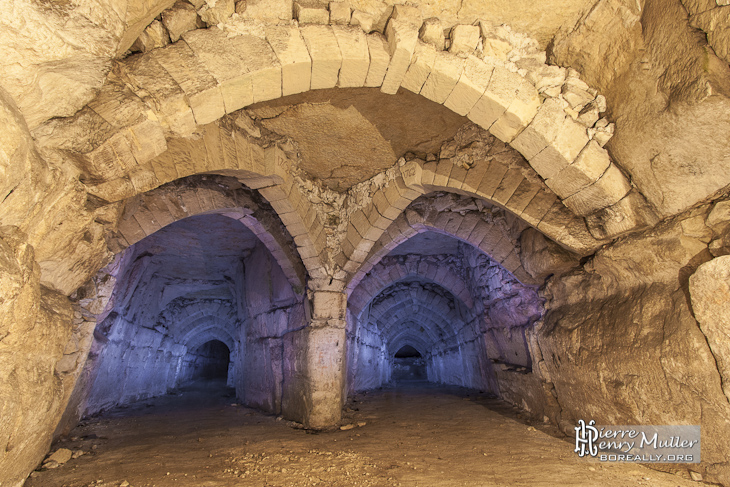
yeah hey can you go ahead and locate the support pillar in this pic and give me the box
[302,288,347,429]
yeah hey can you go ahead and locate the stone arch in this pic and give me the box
[347,194,544,294]
[339,158,604,283]
[182,325,236,355]
[368,284,472,346]
[348,254,474,319]
[114,176,306,289]
[160,299,240,342]
[32,17,653,288]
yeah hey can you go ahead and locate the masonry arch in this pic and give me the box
[31,16,653,295]
[347,276,494,392]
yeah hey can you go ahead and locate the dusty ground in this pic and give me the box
[26,381,704,487]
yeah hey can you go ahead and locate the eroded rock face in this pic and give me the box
[540,217,730,485]
[0,227,76,487]
[689,256,730,404]
[551,0,730,218]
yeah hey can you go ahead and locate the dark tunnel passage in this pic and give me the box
[392,345,427,382]
[184,340,231,382]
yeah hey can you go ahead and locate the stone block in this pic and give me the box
[381,18,419,94]
[562,163,632,216]
[520,189,557,227]
[198,0,234,25]
[460,160,490,194]
[432,160,453,187]
[584,190,659,240]
[401,42,437,93]
[87,73,149,129]
[467,66,520,132]
[390,4,422,26]
[545,140,611,198]
[126,119,167,165]
[294,3,329,24]
[449,24,480,55]
[444,55,493,116]
[266,25,312,96]
[236,0,293,21]
[537,202,603,255]
[162,1,201,43]
[505,179,541,213]
[332,26,369,88]
[492,168,524,206]
[351,10,377,33]
[329,1,351,24]
[372,190,401,220]
[132,20,170,53]
[116,54,196,136]
[420,51,465,104]
[419,17,445,50]
[477,160,508,198]
[300,25,343,90]
[511,98,566,161]
[183,29,253,112]
[490,76,540,143]
[529,114,588,180]
[151,42,225,126]
[364,34,390,87]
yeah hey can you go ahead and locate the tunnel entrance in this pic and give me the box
[392,345,427,382]
[186,340,231,381]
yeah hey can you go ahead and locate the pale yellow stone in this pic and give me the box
[115,53,196,136]
[332,26,370,88]
[300,25,344,90]
[161,1,200,43]
[351,10,377,33]
[183,28,254,112]
[198,0,235,25]
[419,17,445,50]
[545,140,611,198]
[449,24,480,55]
[511,98,566,161]
[364,34,390,87]
[530,115,588,180]
[444,55,493,116]
[466,66,520,132]
[329,1,352,24]
[265,25,312,95]
[151,42,225,126]
[294,3,330,24]
[381,18,420,94]
[420,51,465,104]
[132,20,170,53]
[490,76,540,143]
[400,42,437,93]
[563,163,632,216]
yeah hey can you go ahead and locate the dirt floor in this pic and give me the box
[26,381,705,487]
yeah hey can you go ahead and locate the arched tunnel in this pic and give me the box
[2,1,730,486]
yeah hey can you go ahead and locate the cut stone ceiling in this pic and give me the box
[248,88,466,191]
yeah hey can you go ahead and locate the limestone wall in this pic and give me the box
[537,207,730,485]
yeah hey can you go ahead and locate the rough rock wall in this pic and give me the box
[240,243,303,414]
[84,314,188,415]
[550,0,730,217]
[538,210,730,485]
[0,90,93,487]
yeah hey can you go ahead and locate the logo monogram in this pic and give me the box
[575,419,599,457]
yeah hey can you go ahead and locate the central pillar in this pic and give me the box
[303,288,347,429]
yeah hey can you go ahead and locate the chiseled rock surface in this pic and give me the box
[689,255,730,404]
[541,218,730,485]
[551,0,730,218]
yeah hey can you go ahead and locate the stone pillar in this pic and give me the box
[303,289,347,429]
